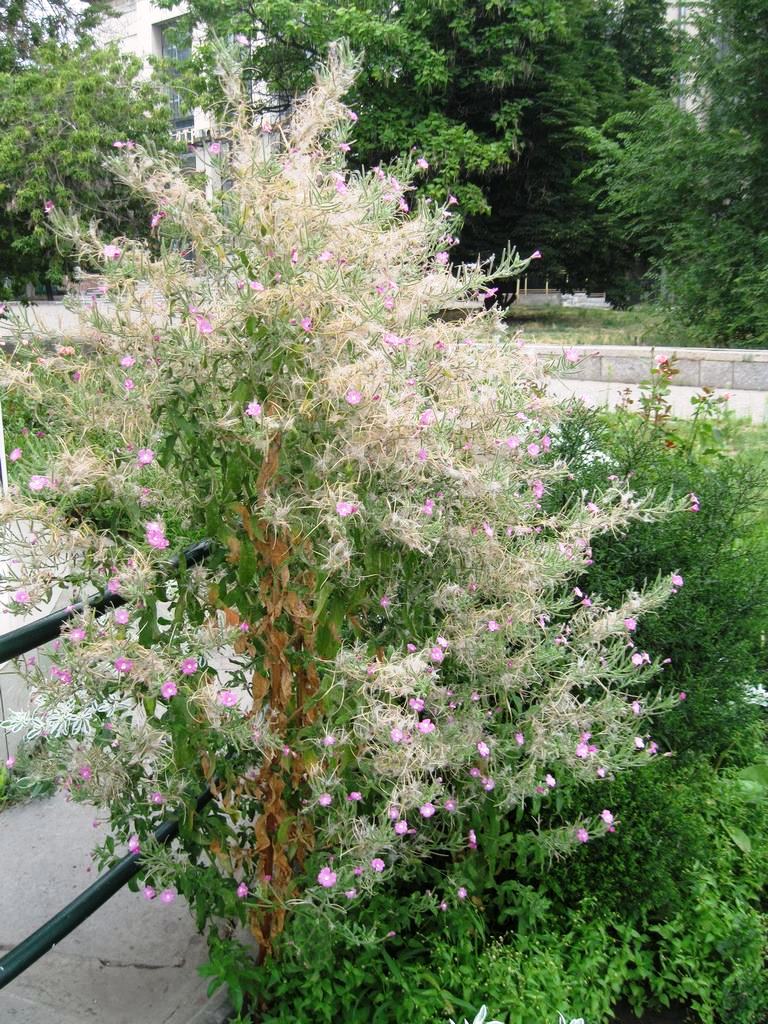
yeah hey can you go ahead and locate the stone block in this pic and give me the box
[699,360,734,388]
[672,359,701,387]
[601,355,653,384]
[733,360,768,390]
[567,356,603,380]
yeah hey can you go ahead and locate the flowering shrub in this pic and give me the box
[1,47,683,983]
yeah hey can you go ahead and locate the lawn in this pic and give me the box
[503,305,694,348]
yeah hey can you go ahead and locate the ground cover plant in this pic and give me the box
[0,49,706,1019]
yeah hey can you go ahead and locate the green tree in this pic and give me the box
[0,41,175,294]
[156,0,674,290]
[0,0,110,71]
[587,0,768,345]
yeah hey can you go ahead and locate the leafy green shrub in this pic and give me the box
[0,50,685,1019]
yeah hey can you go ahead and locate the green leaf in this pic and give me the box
[723,823,752,854]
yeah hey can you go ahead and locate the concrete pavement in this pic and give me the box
[0,793,231,1023]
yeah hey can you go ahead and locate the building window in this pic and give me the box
[159,21,194,132]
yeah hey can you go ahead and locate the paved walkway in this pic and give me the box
[0,793,231,1023]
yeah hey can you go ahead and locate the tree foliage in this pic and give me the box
[0,42,175,291]
[155,0,675,290]
[0,0,110,71]
[587,0,768,345]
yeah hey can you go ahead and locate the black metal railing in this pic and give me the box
[0,538,214,990]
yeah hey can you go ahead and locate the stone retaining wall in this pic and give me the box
[530,344,768,423]
[531,343,768,391]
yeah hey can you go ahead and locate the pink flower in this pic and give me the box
[447,194,458,206]
[371,857,385,872]
[347,791,362,802]
[150,791,165,805]
[482,777,495,792]
[457,886,468,900]
[416,718,435,735]
[600,809,614,825]
[29,475,51,491]
[209,142,221,155]
[531,479,545,500]
[194,316,214,335]
[249,280,265,291]
[345,889,357,899]
[123,378,135,391]
[444,799,457,813]
[564,347,579,363]
[419,802,436,818]
[217,690,238,707]
[505,434,521,449]
[430,646,445,664]
[322,734,336,747]
[419,409,436,427]
[624,617,637,632]
[486,620,499,633]
[631,700,642,715]
[300,317,313,332]
[477,741,491,758]
[416,157,429,170]
[545,774,557,788]
[390,727,404,743]
[345,389,363,405]
[161,680,178,699]
[150,210,166,229]
[530,250,542,260]
[634,736,645,749]
[336,500,357,517]
[79,765,92,781]
[679,691,687,701]
[421,498,435,515]
[346,110,358,122]
[338,142,351,153]
[435,252,449,266]
[103,244,122,261]
[244,400,262,419]
[142,886,156,901]
[114,657,133,673]
[409,697,425,712]
[688,492,700,512]
[394,819,408,835]
[44,199,55,213]
[237,882,249,898]
[671,574,684,588]
[576,827,589,843]
[5,756,15,769]
[160,888,176,904]
[527,443,540,457]
[515,732,525,746]
[317,866,337,888]
[318,793,332,807]
[379,595,391,608]
[145,521,169,550]
[13,589,30,604]
[128,835,140,855]
[9,447,22,461]
[137,448,154,466]
[68,627,86,642]
[180,658,198,675]
[114,608,129,625]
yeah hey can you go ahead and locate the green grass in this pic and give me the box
[503,305,696,348]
